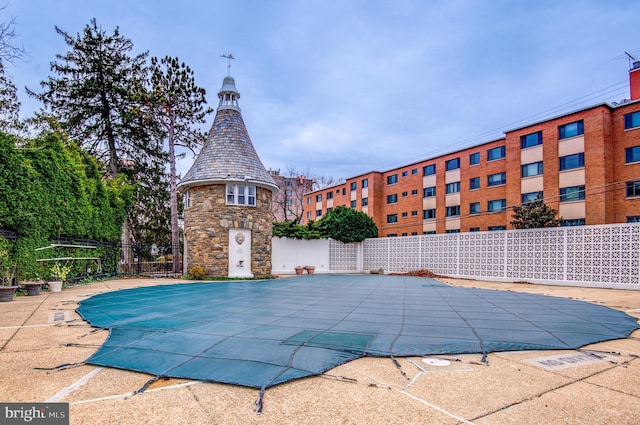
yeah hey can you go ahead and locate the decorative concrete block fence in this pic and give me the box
[272,224,640,290]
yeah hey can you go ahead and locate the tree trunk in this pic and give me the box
[168,111,180,274]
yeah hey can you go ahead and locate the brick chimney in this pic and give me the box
[631,60,640,101]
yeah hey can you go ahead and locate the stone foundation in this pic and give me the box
[184,184,273,277]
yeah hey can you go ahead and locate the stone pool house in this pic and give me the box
[177,74,278,277]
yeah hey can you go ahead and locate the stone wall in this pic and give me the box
[184,184,273,277]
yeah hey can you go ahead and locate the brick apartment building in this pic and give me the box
[302,64,640,237]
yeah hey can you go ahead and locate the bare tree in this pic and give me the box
[270,166,314,223]
[0,7,27,64]
[0,6,26,134]
[311,173,344,191]
[0,60,19,133]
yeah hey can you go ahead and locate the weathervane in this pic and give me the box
[220,53,235,76]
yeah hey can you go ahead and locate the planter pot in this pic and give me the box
[305,266,315,275]
[48,281,63,293]
[24,283,43,296]
[294,267,304,276]
[0,286,17,302]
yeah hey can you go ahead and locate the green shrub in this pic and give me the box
[187,265,207,280]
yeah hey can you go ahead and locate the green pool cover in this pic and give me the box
[77,275,639,391]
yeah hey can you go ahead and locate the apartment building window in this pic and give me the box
[350,200,356,208]
[487,199,506,212]
[469,152,480,165]
[401,212,408,218]
[184,189,190,209]
[350,182,357,191]
[423,186,436,197]
[387,174,398,185]
[402,233,408,236]
[226,184,256,206]
[411,168,418,175]
[362,197,368,206]
[284,180,292,186]
[342,188,346,195]
[561,218,585,226]
[445,205,460,217]
[470,227,480,232]
[326,207,332,214]
[626,181,640,197]
[411,211,418,217]
[469,177,480,190]
[487,172,506,187]
[307,196,312,204]
[559,120,584,139]
[423,164,436,176]
[487,146,506,161]
[424,231,436,235]
[624,111,640,130]
[411,189,418,196]
[627,216,640,223]
[362,179,368,188]
[387,234,398,237]
[307,211,311,219]
[559,153,584,171]
[522,161,543,177]
[445,158,460,171]
[488,226,506,231]
[411,232,418,235]
[402,171,408,177]
[625,146,640,163]
[423,209,436,219]
[387,214,398,223]
[316,210,322,217]
[446,229,460,234]
[387,194,398,204]
[402,191,408,197]
[315,194,322,202]
[521,131,542,149]
[560,186,585,202]
[470,202,480,214]
[326,191,333,199]
[522,191,543,203]
[445,182,460,194]
[286,200,292,206]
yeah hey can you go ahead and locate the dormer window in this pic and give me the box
[227,184,256,206]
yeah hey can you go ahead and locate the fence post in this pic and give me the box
[136,243,142,276]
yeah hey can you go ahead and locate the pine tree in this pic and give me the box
[145,56,212,272]
[510,197,561,229]
[28,18,158,178]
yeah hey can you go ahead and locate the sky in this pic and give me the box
[3,0,640,181]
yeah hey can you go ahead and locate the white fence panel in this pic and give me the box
[271,237,331,274]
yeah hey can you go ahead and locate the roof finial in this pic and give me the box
[220,53,235,76]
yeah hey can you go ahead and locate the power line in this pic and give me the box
[375,79,630,172]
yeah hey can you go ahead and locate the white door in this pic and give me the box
[228,229,253,278]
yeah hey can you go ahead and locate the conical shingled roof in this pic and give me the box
[178,76,278,192]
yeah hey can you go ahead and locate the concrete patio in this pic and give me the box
[1,276,639,424]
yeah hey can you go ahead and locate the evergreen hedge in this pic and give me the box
[0,132,132,280]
